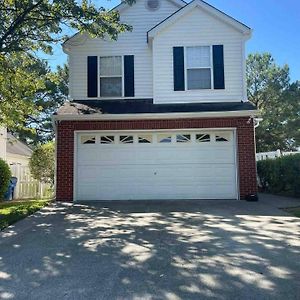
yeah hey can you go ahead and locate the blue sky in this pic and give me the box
[45,0,300,81]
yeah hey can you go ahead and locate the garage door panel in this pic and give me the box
[78,148,235,166]
[76,130,237,200]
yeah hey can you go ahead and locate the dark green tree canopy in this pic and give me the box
[0,0,134,139]
[247,53,300,152]
[0,0,134,54]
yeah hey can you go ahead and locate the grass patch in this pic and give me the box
[284,207,300,218]
[0,200,51,230]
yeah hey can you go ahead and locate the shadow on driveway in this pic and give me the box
[0,195,300,300]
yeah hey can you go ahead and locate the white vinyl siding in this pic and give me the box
[153,7,246,104]
[68,0,181,100]
[75,129,238,201]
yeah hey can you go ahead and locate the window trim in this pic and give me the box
[184,45,214,91]
[99,55,124,98]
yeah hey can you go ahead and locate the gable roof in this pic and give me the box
[6,134,32,157]
[148,0,252,41]
[63,0,187,49]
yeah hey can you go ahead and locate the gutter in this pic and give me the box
[52,110,259,128]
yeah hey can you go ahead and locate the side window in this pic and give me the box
[81,136,96,144]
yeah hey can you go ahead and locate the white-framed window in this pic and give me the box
[100,56,123,97]
[186,46,212,90]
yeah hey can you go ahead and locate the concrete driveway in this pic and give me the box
[0,194,300,300]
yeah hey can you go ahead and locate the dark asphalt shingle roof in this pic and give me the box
[55,99,256,115]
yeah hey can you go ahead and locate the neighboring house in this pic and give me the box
[0,128,33,199]
[54,0,258,202]
[0,128,32,168]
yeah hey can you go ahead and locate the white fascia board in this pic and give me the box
[148,0,251,40]
[53,110,258,123]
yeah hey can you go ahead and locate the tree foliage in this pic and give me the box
[0,0,134,54]
[247,53,300,151]
[257,154,300,197]
[29,142,55,184]
[0,0,134,136]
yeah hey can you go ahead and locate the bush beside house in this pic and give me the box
[257,154,300,197]
[29,142,55,185]
[0,158,12,200]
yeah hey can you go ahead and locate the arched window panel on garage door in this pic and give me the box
[215,132,231,142]
[138,135,153,144]
[176,134,191,143]
[157,134,172,143]
[80,135,96,144]
[100,136,115,144]
[120,135,134,144]
[195,133,211,143]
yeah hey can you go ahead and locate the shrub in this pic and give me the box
[0,158,12,200]
[29,142,55,185]
[257,154,300,197]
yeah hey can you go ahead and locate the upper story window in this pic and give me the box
[186,46,212,90]
[100,56,123,97]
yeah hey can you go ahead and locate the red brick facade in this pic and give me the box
[56,117,257,202]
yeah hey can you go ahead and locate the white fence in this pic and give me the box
[256,149,300,161]
[9,164,53,200]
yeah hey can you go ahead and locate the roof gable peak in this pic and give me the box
[148,0,252,40]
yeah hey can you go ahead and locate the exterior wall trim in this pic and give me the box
[54,110,258,123]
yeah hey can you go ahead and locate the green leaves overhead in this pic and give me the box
[0,0,135,54]
[0,0,134,142]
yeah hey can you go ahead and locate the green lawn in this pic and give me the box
[0,200,51,230]
[285,207,300,218]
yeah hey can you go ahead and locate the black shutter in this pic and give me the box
[213,45,225,89]
[87,56,98,97]
[124,55,135,97]
[173,47,185,91]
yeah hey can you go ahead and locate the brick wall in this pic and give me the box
[56,117,257,201]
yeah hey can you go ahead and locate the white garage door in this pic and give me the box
[75,130,237,201]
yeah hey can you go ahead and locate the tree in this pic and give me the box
[247,53,300,152]
[0,0,134,54]
[0,0,134,132]
[12,63,69,144]
[29,142,55,185]
[0,53,46,130]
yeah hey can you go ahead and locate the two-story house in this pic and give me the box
[54,0,258,202]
